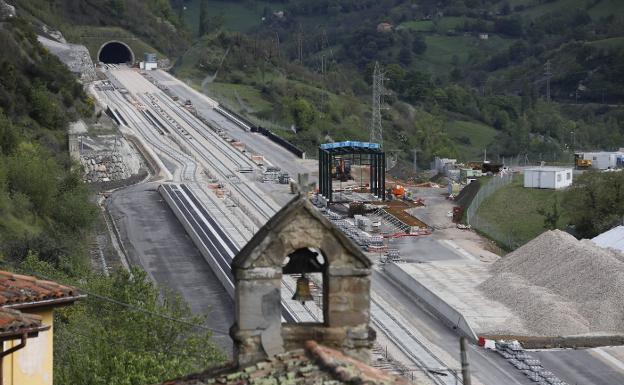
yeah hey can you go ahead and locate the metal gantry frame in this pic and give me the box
[318,141,385,203]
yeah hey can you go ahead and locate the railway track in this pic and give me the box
[161,184,305,323]
[138,93,277,221]
[371,297,462,385]
[104,91,196,181]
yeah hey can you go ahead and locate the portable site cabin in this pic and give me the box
[523,167,573,189]
[578,152,624,170]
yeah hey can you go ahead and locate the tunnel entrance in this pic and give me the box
[98,41,134,64]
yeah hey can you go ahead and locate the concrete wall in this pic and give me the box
[158,185,234,298]
[2,309,54,385]
[384,262,478,342]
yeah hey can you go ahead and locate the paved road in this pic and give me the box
[106,182,234,352]
[533,347,624,385]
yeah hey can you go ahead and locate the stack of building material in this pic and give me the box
[479,230,624,336]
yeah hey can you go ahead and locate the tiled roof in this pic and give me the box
[0,308,49,338]
[0,270,83,308]
[156,341,410,385]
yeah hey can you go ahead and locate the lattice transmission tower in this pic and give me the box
[370,61,385,147]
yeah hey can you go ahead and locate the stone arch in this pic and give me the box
[231,196,373,366]
[97,40,135,64]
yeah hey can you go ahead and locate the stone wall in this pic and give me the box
[37,35,97,83]
[81,152,132,183]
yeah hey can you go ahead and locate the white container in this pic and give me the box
[582,152,623,169]
[523,167,573,189]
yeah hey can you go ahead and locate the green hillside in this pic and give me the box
[172,0,624,167]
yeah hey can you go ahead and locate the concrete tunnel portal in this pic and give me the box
[98,41,135,64]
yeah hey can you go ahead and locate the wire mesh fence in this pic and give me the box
[465,174,519,249]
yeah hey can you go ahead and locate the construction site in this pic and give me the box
[83,62,624,385]
[311,135,624,385]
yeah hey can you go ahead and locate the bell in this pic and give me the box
[292,274,314,304]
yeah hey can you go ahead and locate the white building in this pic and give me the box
[523,167,573,189]
[592,225,624,252]
[431,157,457,175]
[578,151,624,170]
[139,61,157,70]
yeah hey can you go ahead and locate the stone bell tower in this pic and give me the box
[230,194,374,366]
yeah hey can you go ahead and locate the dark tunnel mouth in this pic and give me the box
[98,41,134,64]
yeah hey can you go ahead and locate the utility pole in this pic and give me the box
[370,62,385,147]
[412,149,419,178]
[544,60,552,102]
[460,337,472,385]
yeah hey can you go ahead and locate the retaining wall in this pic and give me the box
[158,185,234,298]
[384,262,478,342]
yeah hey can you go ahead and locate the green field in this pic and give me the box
[399,16,493,32]
[517,0,587,18]
[587,36,624,50]
[398,20,434,32]
[587,0,624,19]
[515,0,624,19]
[182,0,273,33]
[414,34,516,74]
[204,82,273,113]
[445,120,498,161]
[475,178,568,248]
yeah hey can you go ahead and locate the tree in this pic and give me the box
[0,110,17,155]
[563,171,624,238]
[538,196,561,230]
[288,98,317,132]
[520,84,530,113]
[199,0,209,36]
[30,84,65,130]
[7,142,60,216]
[398,46,412,66]
[411,34,427,55]
[50,266,226,385]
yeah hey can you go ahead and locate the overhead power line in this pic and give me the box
[0,263,230,335]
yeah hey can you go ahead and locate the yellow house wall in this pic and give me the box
[2,308,53,385]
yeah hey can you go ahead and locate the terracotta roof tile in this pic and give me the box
[0,270,82,308]
[0,308,49,338]
[153,341,411,385]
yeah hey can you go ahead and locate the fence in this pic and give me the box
[465,173,518,249]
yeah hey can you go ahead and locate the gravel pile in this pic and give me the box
[479,230,624,336]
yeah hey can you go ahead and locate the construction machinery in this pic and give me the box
[574,153,592,169]
[331,157,352,181]
[391,184,405,198]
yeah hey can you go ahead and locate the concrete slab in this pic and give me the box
[388,261,527,336]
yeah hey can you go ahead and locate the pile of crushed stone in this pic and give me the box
[479,230,624,336]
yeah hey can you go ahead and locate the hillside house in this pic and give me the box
[377,22,393,33]
[0,271,83,385]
